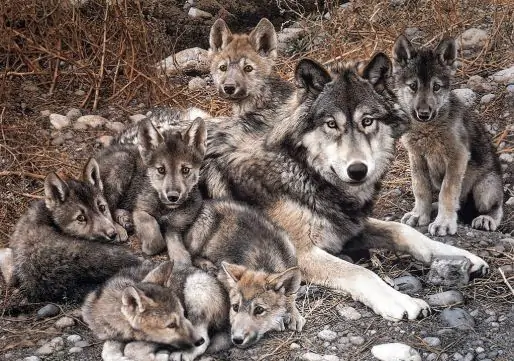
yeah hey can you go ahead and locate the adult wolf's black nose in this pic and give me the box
[166,191,180,203]
[232,336,244,345]
[224,85,236,95]
[416,109,432,121]
[194,337,205,347]
[347,162,368,182]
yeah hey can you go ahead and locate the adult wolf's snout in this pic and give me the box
[415,107,433,122]
[347,162,368,182]
[166,191,180,204]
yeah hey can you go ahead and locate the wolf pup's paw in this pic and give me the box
[287,309,306,332]
[471,215,498,232]
[115,209,135,234]
[193,257,218,275]
[428,215,457,236]
[401,210,431,227]
[114,223,129,243]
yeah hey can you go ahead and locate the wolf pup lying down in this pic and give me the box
[392,35,503,235]
[96,118,207,261]
[8,159,138,303]
[83,260,228,361]
[183,199,304,348]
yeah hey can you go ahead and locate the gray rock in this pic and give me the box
[457,28,488,54]
[290,342,300,350]
[23,357,41,361]
[302,352,322,361]
[318,329,338,342]
[393,275,423,294]
[336,305,362,320]
[106,121,125,133]
[277,27,306,51]
[66,108,82,121]
[36,304,60,319]
[422,337,441,347]
[499,153,513,163]
[427,257,471,286]
[507,84,514,94]
[349,336,365,345]
[49,114,70,130]
[322,356,339,361]
[371,343,421,361]
[68,347,83,353]
[480,94,495,104]
[74,340,89,348]
[157,47,209,76]
[67,334,82,343]
[466,75,494,92]
[505,197,514,206]
[76,115,107,128]
[454,353,464,360]
[463,352,474,361]
[36,337,64,355]
[440,308,475,330]
[55,316,75,329]
[489,65,514,84]
[51,135,65,146]
[452,88,477,107]
[188,76,208,91]
[187,7,212,19]
[427,354,438,361]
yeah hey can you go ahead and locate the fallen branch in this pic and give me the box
[0,171,45,180]
[498,267,514,297]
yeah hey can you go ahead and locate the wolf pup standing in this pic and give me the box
[96,118,207,261]
[185,200,304,348]
[83,261,228,361]
[392,35,503,235]
[209,18,294,116]
[9,159,138,303]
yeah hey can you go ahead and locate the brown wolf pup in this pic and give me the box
[209,18,294,116]
[392,35,503,235]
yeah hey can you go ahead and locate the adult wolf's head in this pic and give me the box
[44,158,118,241]
[220,262,301,348]
[392,35,457,122]
[274,55,408,188]
[137,117,206,208]
[209,18,277,102]
[121,261,205,348]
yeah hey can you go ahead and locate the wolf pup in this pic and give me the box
[9,159,138,303]
[97,117,207,261]
[184,200,304,348]
[209,18,294,116]
[392,35,503,235]
[83,261,228,361]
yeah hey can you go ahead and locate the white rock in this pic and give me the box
[68,346,83,353]
[506,197,514,206]
[66,108,82,121]
[457,28,488,50]
[371,343,422,361]
[188,7,212,19]
[318,329,338,342]
[422,337,441,347]
[49,114,71,130]
[66,335,82,343]
[76,115,107,128]
[36,337,65,355]
[55,316,75,328]
[290,342,301,350]
[188,76,208,91]
[336,305,362,320]
[489,65,514,84]
[452,88,476,107]
[129,114,147,123]
[480,94,495,104]
[23,357,41,361]
[500,153,513,163]
[157,47,209,76]
[349,336,365,345]
[302,352,323,361]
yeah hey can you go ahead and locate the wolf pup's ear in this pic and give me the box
[83,158,103,192]
[44,172,69,209]
[436,37,457,69]
[221,261,247,288]
[362,52,392,91]
[142,260,174,287]
[121,286,156,323]
[392,34,415,67]
[266,267,302,296]
[295,58,331,96]
[138,118,164,164]
[209,19,232,53]
[249,18,278,58]
[183,117,207,157]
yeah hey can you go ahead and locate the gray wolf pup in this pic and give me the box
[83,260,228,361]
[200,54,489,321]
[209,18,294,116]
[392,35,503,235]
[184,199,304,348]
[8,159,138,303]
[96,118,207,260]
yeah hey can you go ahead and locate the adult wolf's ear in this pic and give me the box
[266,267,302,296]
[221,261,247,288]
[392,34,415,67]
[142,260,174,287]
[138,118,164,164]
[209,19,232,53]
[362,53,392,92]
[249,18,278,58]
[121,286,157,324]
[182,117,207,157]
[436,37,457,70]
[295,58,332,96]
[44,172,69,209]
[83,158,103,192]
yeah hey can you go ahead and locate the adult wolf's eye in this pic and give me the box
[244,65,253,73]
[219,64,227,72]
[76,214,86,222]
[326,120,337,129]
[157,166,166,175]
[433,83,441,92]
[232,304,239,312]
[254,306,265,316]
[409,82,418,92]
[99,204,106,213]
[362,118,374,127]
[181,166,191,175]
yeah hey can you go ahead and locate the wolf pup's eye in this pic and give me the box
[181,166,191,175]
[232,304,239,312]
[244,65,253,73]
[76,214,86,222]
[433,83,441,92]
[362,118,374,127]
[166,322,176,329]
[219,64,227,72]
[409,82,418,92]
[98,204,106,213]
[157,166,166,175]
[254,306,265,316]
[326,120,337,129]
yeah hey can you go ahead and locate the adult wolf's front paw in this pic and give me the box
[428,215,457,236]
[471,215,498,232]
[401,210,431,227]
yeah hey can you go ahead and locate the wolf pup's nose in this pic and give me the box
[224,85,236,95]
[347,162,368,182]
[194,337,205,347]
[107,229,118,241]
[416,109,432,121]
[166,192,180,203]
[231,336,244,345]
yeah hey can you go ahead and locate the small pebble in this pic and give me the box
[422,337,441,347]
[480,94,495,104]
[371,343,421,361]
[318,329,338,342]
[36,304,60,319]
[393,275,423,294]
[427,290,464,307]
[55,316,75,329]
[440,308,475,330]
[302,352,322,361]
[66,334,82,343]
[68,347,83,353]
[66,108,82,121]
[336,306,362,320]
[290,342,300,350]
[74,340,89,348]
[428,257,471,286]
[23,357,41,361]
[349,336,365,345]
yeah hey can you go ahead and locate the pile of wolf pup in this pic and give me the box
[5,17,504,361]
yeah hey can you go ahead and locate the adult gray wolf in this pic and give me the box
[83,260,228,361]
[392,35,503,235]
[8,158,138,303]
[185,199,304,348]
[96,118,206,261]
[209,18,294,116]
